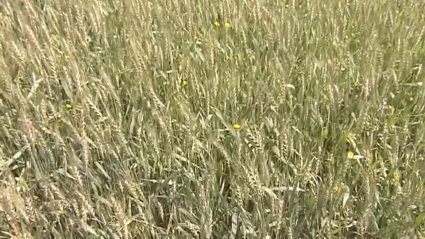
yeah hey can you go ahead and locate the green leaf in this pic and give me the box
[415,212,425,228]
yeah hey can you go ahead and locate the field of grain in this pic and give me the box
[1,0,425,238]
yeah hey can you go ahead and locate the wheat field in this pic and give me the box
[1,0,425,238]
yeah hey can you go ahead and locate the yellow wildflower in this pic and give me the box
[388,105,394,111]
[392,174,399,182]
[182,80,188,86]
[285,3,290,9]
[233,123,241,129]
[347,151,354,159]
[225,22,231,28]
[214,21,220,27]
[333,186,342,194]
[65,103,72,109]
